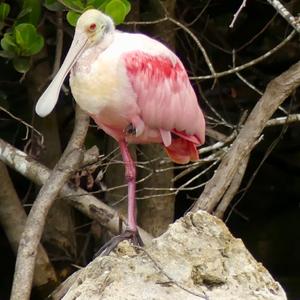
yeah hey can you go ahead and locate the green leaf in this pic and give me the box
[120,0,131,14]
[0,3,10,21]
[98,0,111,10]
[13,56,31,73]
[104,0,129,25]
[1,33,19,55]
[60,0,84,12]
[14,23,44,56]
[17,7,32,19]
[44,0,64,11]
[66,11,80,26]
[17,0,41,26]
[0,50,15,58]
[87,0,108,9]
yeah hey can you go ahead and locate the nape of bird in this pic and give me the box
[35,9,205,255]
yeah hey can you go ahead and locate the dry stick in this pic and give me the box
[267,113,300,126]
[10,106,89,300]
[232,49,288,115]
[266,0,300,33]
[167,17,217,81]
[126,16,217,82]
[191,60,300,213]
[0,140,152,243]
[0,105,44,144]
[134,246,208,300]
[190,30,296,80]
[229,0,247,28]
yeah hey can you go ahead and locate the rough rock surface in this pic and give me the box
[57,211,287,300]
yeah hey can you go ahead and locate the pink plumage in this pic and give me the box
[123,51,205,163]
[75,34,205,165]
[35,9,206,251]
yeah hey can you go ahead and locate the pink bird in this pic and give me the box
[35,9,205,253]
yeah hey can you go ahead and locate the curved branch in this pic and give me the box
[0,162,57,286]
[0,138,152,244]
[190,30,296,80]
[10,106,89,300]
[192,60,300,213]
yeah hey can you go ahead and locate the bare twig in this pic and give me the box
[125,16,168,25]
[0,139,152,243]
[266,0,300,33]
[266,113,300,126]
[0,105,44,144]
[10,106,89,300]
[125,14,217,83]
[230,0,248,28]
[134,246,208,299]
[167,16,217,82]
[192,60,300,213]
[232,50,288,115]
[225,117,290,223]
[190,30,296,80]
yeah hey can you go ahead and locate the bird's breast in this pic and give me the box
[69,52,140,130]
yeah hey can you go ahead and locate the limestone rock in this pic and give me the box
[55,211,286,300]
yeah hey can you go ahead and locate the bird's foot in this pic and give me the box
[94,229,144,257]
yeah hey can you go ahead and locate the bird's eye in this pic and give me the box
[88,23,97,32]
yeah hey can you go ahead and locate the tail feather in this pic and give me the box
[165,137,199,164]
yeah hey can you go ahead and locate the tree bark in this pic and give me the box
[192,60,300,213]
[0,162,57,287]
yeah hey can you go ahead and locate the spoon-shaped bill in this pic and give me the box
[35,31,88,117]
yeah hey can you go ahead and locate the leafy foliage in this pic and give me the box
[0,0,131,73]
[1,23,44,72]
[0,3,10,32]
[63,0,131,25]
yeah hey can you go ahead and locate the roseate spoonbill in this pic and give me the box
[35,9,205,253]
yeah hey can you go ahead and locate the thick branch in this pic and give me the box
[10,106,89,300]
[192,60,300,213]
[0,138,152,244]
[214,155,250,219]
[0,162,57,286]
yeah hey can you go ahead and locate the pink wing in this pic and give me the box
[123,51,205,145]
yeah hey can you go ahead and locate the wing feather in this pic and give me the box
[123,51,205,144]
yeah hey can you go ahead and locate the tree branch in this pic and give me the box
[214,155,250,219]
[192,60,300,213]
[0,162,57,287]
[10,106,89,300]
[266,0,300,33]
[190,30,296,80]
[0,138,152,243]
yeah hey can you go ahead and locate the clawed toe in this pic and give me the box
[94,230,144,257]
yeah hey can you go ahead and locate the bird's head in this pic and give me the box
[76,9,115,47]
[35,9,114,117]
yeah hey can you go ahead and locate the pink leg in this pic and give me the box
[94,139,142,257]
[119,140,137,232]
